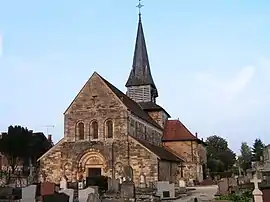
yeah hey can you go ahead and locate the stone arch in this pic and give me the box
[75,121,85,140]
[104,118,114,138]
[77,150,107,178]
[89,120,99,140]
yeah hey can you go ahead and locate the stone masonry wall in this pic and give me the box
[129,137,159,186]
[158,161,179,184]
[147,111,168,129]
[128,117,162,146]
[64,73,128,142]
[163,141,206,182]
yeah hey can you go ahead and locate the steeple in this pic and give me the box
[126,3,158,103]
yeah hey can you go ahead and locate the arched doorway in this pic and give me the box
[78,151,107,178]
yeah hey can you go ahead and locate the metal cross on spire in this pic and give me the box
[136,0,144,15]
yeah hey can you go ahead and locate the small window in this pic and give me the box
[92,121,98,139]
[106,120,113,138]
[78,122,84,140]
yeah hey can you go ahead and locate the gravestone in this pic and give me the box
[217,178,229,195]
[178,179,187,193]
[0,187,15,200]
[108,178,119,192]
[251,173,263,202]
[87,193,101,202]
[21,184,37,202]
[123,165,133,182]
[156,181,175,199]
[60,176,67,190]
[59,188,74,202]
[43,192,69,202]
[120,181,135,198]
[139,173,146,188]
[78,187,95,202]
[41,181,55,196]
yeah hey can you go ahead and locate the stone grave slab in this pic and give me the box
[0,187,14,200]
[60,177,67,190]
[21,184,37,202]
[156,181,175,199]
[217,178,229,195]
[78,187,95,202]
[178,179,187,193]
[41,182,55,196]
[120,181,135,198]
[59,188,74,202]
[87,193,101,202]
[43,192,69,202]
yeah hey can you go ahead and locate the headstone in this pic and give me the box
[108,178,119,192]
[120,181,135,198]
[139,173,146,188]
[0,187,14,200]
[87,193,101,202]
[123,165,133,182]
[78,181,84,190]
[78,187,95,202]
[60,176,68,190]
[59,189,74,202]
[156,181,175,199]
[217,178,229,195]
[251,173,263,202]
[43,192,69,202]
[178,179,187,193]
[21,184,37,202]
[41,182,55,197]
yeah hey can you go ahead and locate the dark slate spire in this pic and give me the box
[125,14,157,92]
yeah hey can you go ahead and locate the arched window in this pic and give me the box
[92,121,98,139]
[78,122,84,140]
[106,120,113,138]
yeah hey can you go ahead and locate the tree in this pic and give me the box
[206,135,236,173]
[0,125,52,173]
[0,126,32,173]
[252,139,265,162]
[238,142,252,173]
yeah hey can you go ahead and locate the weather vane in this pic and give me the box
[136,0,144,15]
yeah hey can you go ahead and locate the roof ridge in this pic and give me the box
[98,74,162,130]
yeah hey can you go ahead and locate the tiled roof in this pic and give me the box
[133,136,184,162]
[138,102,171,118]
[163,119,201,142]
[99,74,163,130]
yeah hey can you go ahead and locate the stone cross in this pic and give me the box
[250,173,263,202]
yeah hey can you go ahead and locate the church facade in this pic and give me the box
[38,14,206,186]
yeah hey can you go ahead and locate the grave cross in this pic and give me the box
[250,172,263,202]
[250,173,261,190]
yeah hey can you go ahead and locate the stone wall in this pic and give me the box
[64,73,128,142]
[163,140,206,182]
[129,137,159,186]
[147,111,168,129]
[128,117,162,146]
[158,161,179,184]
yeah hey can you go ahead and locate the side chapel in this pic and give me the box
[38,12,206,186]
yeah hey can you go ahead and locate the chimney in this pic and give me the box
[47,134,52,142]
[195,132,198,138]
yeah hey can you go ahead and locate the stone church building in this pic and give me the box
[38,14,207,186]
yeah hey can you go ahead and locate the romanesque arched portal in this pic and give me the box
[78,151,107,179]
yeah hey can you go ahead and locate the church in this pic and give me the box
[38,11,207,186]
